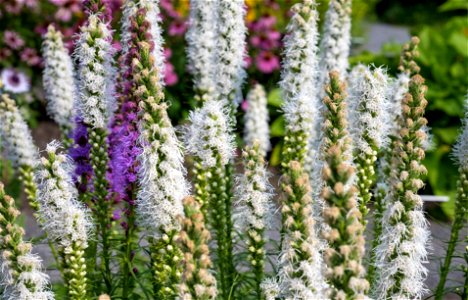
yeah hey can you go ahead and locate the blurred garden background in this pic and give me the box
[0,0,467,222]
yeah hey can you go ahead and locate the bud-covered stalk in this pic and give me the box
[185,99,236,299]
[178,196,218,300]
[128,8,189,299]
[320,72,369,299]
[435,97,468,299]
[348,65,389,224]
[234,142,273,297]
[374,39,430,298]
[243,85,270,157]
[277,161,328,298]
[0,93,39,212]
[42,25,76,146]
[0,183,53,300]
[36,143,91,300]
[281,0,321,177]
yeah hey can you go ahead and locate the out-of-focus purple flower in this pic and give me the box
[250,30,281,50]
[251,15,277,31]
[69,116,94,194]
[20,48,42,66]
[49,0,81,22]
[3,30,25,50]
[244,55,253,69]
[160,0,179,19]
[164,62,178,86]
[168,19,187,36]
[112,209,122,221]
[0,68,30,93]
[3,1,23,14]
[164,48,172,60]
[255,51,280,74]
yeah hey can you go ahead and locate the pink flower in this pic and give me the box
[250,30,281,50]
[241,100,248,111]
[160,0,179,19]
[255,51,280,74]
[168,19,187,36]
[49,0,81,22]
[251,15,277,31]
[3,30,25,50]
[164,63,178,86]
[164,48,172,60]
[1,68,30,94]
[244,55,253,69]
[20,48,42,67]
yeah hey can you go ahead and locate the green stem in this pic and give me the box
[435,167,468,300]
[18,165,39,213]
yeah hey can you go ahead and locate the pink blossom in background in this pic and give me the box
[164,63,178,86]
[160,0,179,19]
[250,30,281,50]
[24,0,39,8]
[20,48,42,66]
[241,100,249,111]
[251,15,277,31]
[3,1,23,14]
[1,68,30,94]
[3,30,25,50]
[168,19,187,36]
[164,48,172,60]
[255,51,280,74]
[49,0,81,22]
[244,55,253,69]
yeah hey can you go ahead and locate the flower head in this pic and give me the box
[243,84,270,156]
[3,30,25,50]
[1,69,30,94]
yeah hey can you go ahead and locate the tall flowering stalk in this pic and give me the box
[178,196,218,300]
[320,71,368,299]
[348,65,389,223]
[243,84,270,157]
[319,0,352,85]
[234,142,273,298]
[374,38,430,299]
[368,72,410,284]
[186,0,218,102]
[185,99,236,299]
[36,142,91,300]
[127,8,189,299]
[215,0,247,108]
[280,0,321,187]
[0,183,53,300]
[0,92,39,212]
[75,0,115,288]
[435,97,468,299]
[276,160,328,299]
[42,25,76,146]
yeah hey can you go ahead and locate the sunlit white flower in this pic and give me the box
[186,0,218,100]
[453,95,467,167]
[215,0,246,106]
[0,93,38,168]
[35,141,91,249]
[1,68,30,94]
[185,99,235,168]
[243,84,270,156]
[42,25,76,130]
[75,14,116,128]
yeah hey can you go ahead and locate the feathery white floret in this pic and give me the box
[0,253,53,300]
[215,0,247,105]
[137,106,189,236]
[348,65,390,154]
[0,93,38,168]
[260,278,280,300]
[185,99,235,168]
[243,84,270,156]
[319,0,352,84]
[75,14,116,128]
[454,95,468,167]
[42,25,76,130]
[234,146,273,234]
[35,142,91,250]
[386,73,410,134]
[375,200,429,299]
[281,0,322,173]
[186,0,218,99]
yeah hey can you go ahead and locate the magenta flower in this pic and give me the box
[20,48,42,66]
[251,15,277,31]
[255,51,280,74]
[0,48,12,60]
[0,68,30,94]
[250,30,281,50]
[160,0,180,19]
[3,30,25,50]
[164,62,178,86]
[168,19,188,36]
